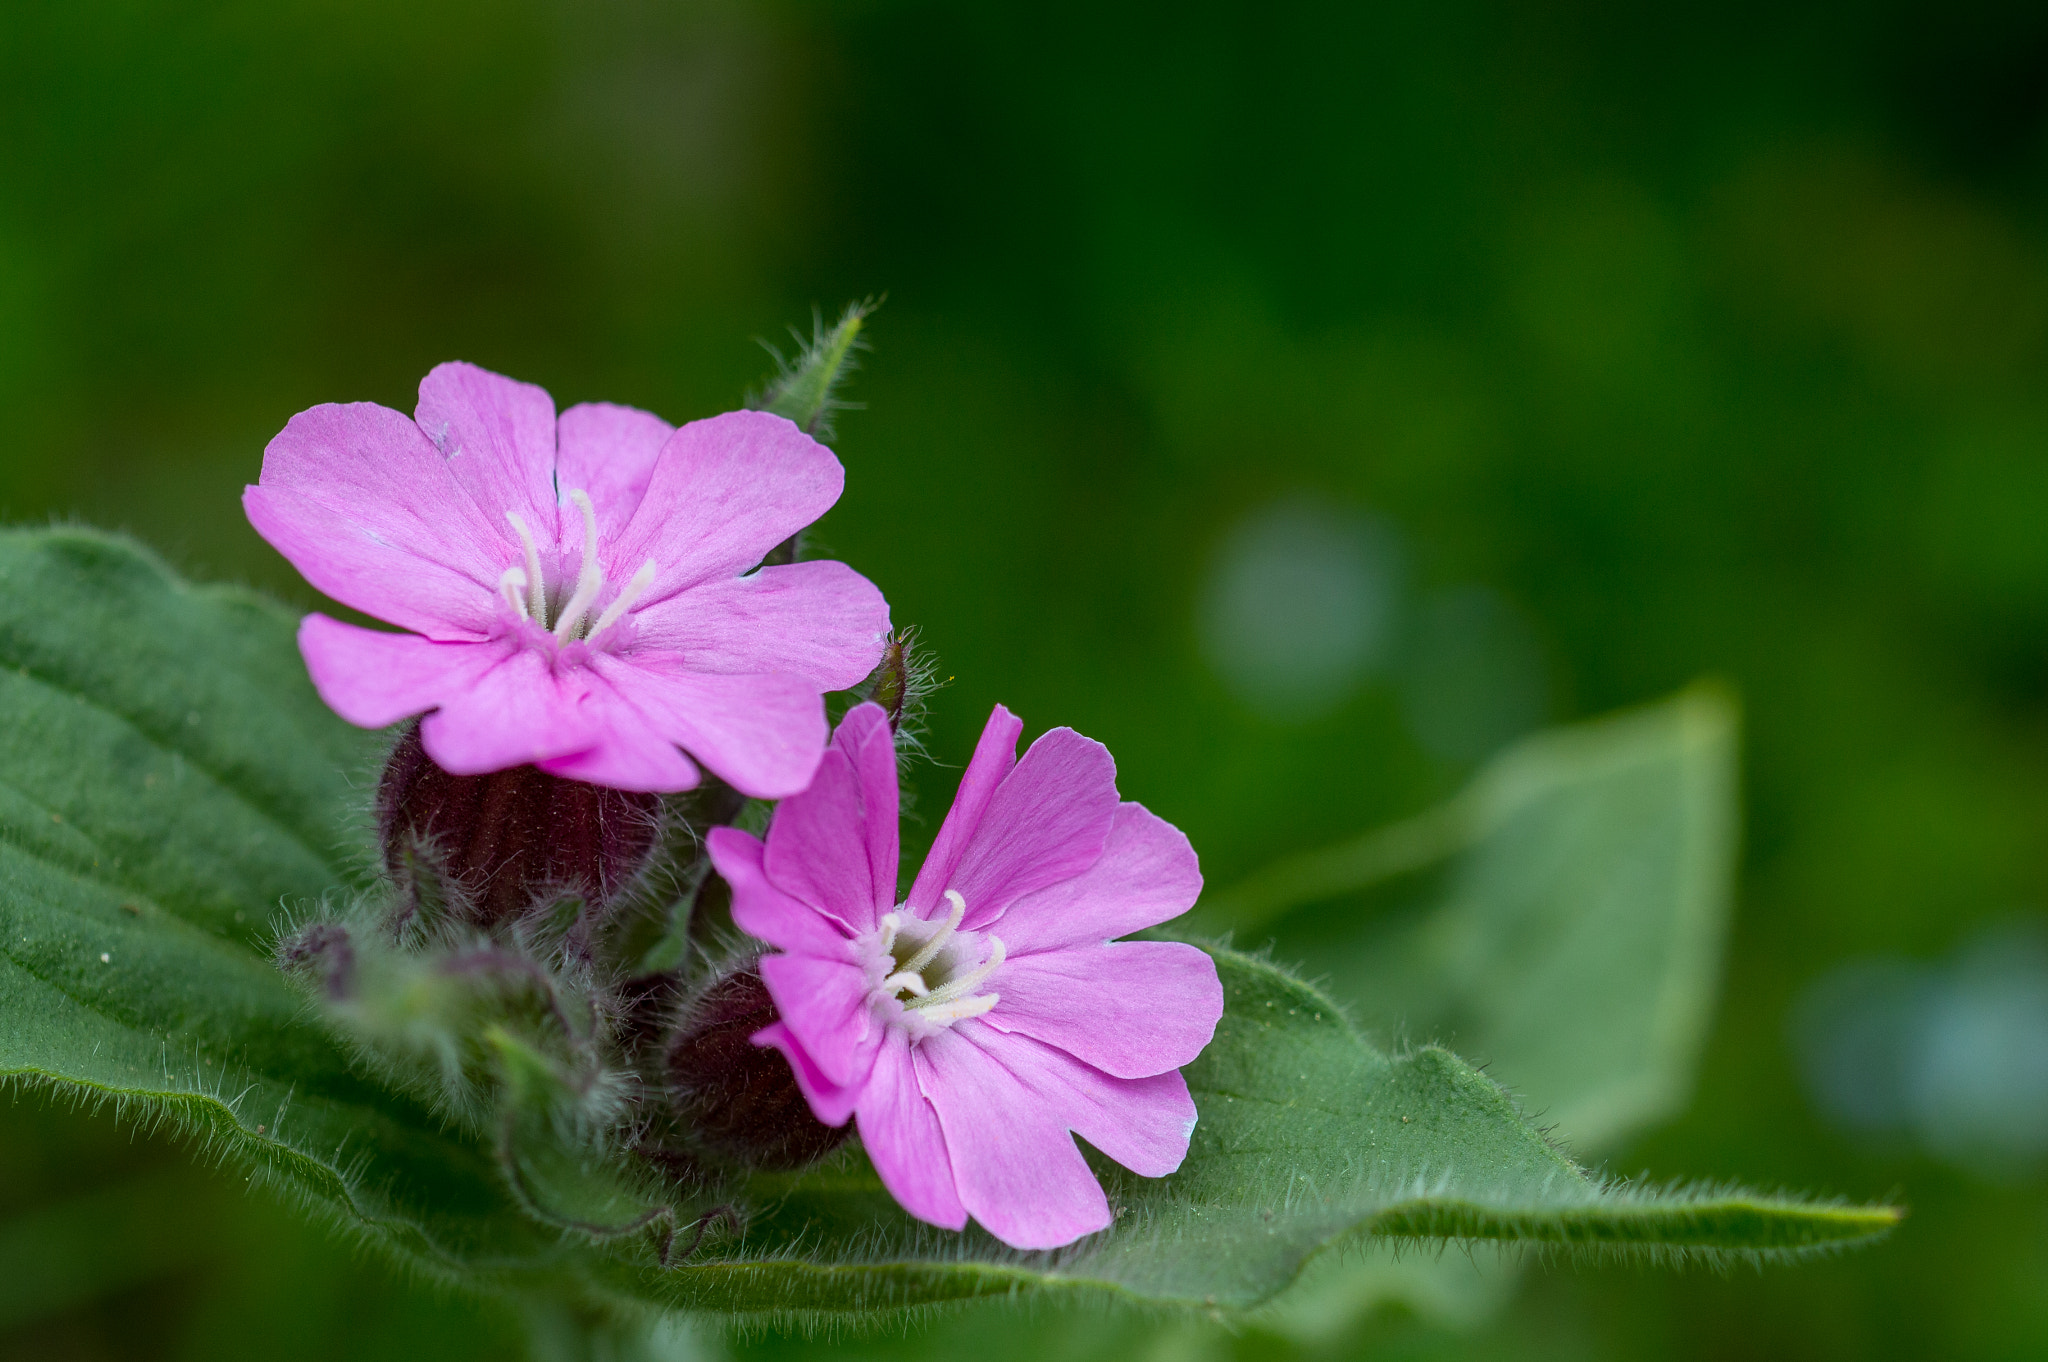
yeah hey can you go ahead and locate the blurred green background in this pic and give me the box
[4,0,2048,1356]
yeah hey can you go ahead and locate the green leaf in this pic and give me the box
[630,947,1890,1319]
[0,531,1887,1330]
[0,528,573,1284]
[1196,685,1741,1336]
[1199,685,1738,1151]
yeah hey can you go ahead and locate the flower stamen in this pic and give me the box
[498,567,531,621]
[904,935,1004,1011]
[552,490,606,642]
[867,891,1003,1026]
[587,558,658,642]
[914,992,1000,1023]
[500,493,653,644]
[899,890,966,975]
[504,510,548,623]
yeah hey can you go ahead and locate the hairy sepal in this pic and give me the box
[751,299,877,442]
[278,904,626,1136]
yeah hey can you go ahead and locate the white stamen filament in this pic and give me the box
[504,511,548,623]
[899,890,967,975]
[499,490,663,643]
[551,490,606,641]
[498,567,530,620]
[586,558,658,642]
[905,935,1005,1011]
[881,969,930,997]
[868,889,1004,1030]
[916,992,999,1023]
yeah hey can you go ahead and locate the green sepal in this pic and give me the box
[485,1025,678,1245]
[750,300,876,441]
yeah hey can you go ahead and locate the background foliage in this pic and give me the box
[0,0,2043,1357]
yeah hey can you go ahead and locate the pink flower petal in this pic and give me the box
[257,366,887,797]
[413,362,561,545]
[417,646,602,775]
[631,560,891,691]
[906,705,1022,912]
[964,1023,1198,1179]
[917,1026,1111,1249]
[246,402,506,639]
[755,1021,863,1127]
[554,401,673,540]
[992,804,1203,955]
[836,703,901,912]
[760,951,877,1089]
[762,745,881,936]
[298,614,495,728]
[944,727,1119,932]
[609,411,845,606]
[590,653,825,799]
[709,828,854,959]
[855,1031,967,1230]
[755,704,901,935]
[534,669,701,792]
[981,941,1223,1079]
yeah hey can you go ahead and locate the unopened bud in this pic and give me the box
[867,637,908,729]
[665,963,850,1170]
[278,921,355,999]
[377,723,661,928]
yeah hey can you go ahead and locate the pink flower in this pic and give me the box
[244,362,890,795]
[708,702,1224,1249]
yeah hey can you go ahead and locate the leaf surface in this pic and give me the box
[0,530,560,1278]
[1202,685,1739,1151]
[636,948,1889,1317]
[1197,686,1740,1334]
[0,531,1890,1323]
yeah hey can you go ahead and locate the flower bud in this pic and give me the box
[277,921,356,1000]
[867,636,908,728]
[665,962,850,1170]
[377,723,661,928]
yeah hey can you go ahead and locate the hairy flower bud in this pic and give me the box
[277,921,356,1000]
[665,963,850,1170]
[377,723,661,928]
[867,636,908,729]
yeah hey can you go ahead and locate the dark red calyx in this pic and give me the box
[665,964,851,1170]
[376,722,661,927]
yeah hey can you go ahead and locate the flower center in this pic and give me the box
[497,489,658,644]
[865,889,1005,1030]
